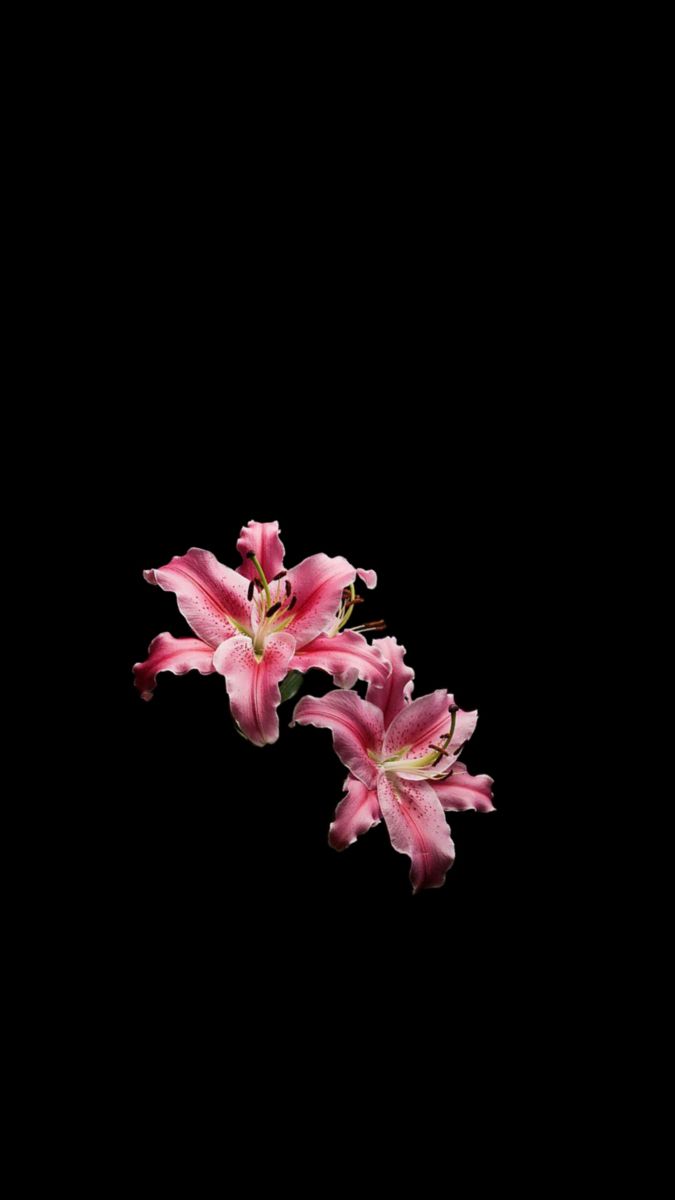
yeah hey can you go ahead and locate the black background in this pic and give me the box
[48,183,564,1113]
[20,47,591,1153]
[77,134,559,1026]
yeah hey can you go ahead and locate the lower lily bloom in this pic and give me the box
[133,520,390,746]
[291,637,494,892]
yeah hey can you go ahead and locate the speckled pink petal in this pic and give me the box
[329,775,381,851]
[212,632,296,747]
[236,520,286,582]
[285,554,367,647]
[384,690,478,761]
[291,691,384,789]
[432,763,495,813]
[356,567,377,590]
[383,689,453,756]
[377,774,455,893]
[133,633,215,701]
[291,629,391,689]
[365,636,415,726]
[144,548,252,648]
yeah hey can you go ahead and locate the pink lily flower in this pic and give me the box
[291,637,494,892]
[133,520,390,747]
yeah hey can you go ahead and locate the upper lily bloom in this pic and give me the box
[133,520,390,746]
[291,637,494,892]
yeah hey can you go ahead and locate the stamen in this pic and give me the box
[267,602,281,617]
[427,710,458,768]
[246,553,272,607]
[336,582,357,631]
[429,743,450,757]
[285,580,292,597]
[287,595,297,611]
[430,708,459,766]
[271,571,287,581]
[247,580,255,602]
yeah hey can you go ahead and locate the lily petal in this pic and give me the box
[377,774,455,893]
[144,548,252,648]
[285,553,367,647]
[432,763,495,813]
[384,689,478,761]
[329,775,381,851]
[212,632,296,747]
[356,567,377,590]
[366,636,415,725]
[291,691,384,789]
[291,629,391,690]
[133,633,215,701]
[383,689,453,757]
[236,519,286,582]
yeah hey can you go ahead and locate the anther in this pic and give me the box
[430,743,450,757]
[271,571,287,581]
[247,580,255,602]
[287,596,297,611]
[285,580,292,597]
[267,602,281,617]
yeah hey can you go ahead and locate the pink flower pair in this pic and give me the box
[134,519,493,890]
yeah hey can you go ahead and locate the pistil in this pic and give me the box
[382,747,445,773]
[246,552,272,607]
[245,556,300,652]
[339,583,356,630]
